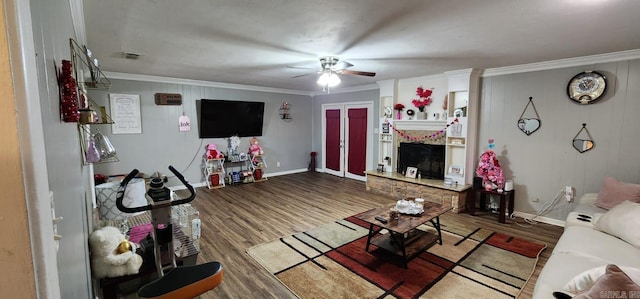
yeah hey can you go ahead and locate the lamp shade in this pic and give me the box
[327,72,341,87]
[317,72,330,86]
[317,71,341,87]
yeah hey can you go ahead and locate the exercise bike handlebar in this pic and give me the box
[116,166,196,214]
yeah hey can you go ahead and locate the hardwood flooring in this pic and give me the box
[174,172,563,298]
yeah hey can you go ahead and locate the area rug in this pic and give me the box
[247,213,547,299]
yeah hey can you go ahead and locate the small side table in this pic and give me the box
[468,189,515,224]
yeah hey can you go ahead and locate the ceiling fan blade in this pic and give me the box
[333,60,354,70]
[287,65,316,70]
[341,69,376,77]
[291,72,315,78]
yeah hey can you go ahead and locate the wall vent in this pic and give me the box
[123,52,140,60]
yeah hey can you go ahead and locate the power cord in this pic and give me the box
[509,188,565,227]
[163,138,205,180]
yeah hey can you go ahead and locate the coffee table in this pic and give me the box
[355,201,452,268]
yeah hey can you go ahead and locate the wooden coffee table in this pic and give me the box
[355,201,452,268]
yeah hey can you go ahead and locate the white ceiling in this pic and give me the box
[83,0,640,92]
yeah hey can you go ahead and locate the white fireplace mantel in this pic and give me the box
[391,119,448,131]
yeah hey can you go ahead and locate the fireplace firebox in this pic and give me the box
[397,142,445,179]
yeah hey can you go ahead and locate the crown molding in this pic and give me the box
[483,49,640,77]
[103,72,313,96]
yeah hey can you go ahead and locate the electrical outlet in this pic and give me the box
[532,198,539,202]
[276,161,281,168]
[565,186,573,202]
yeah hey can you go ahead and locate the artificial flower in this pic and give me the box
[394,103,405,110]
[411,86,433,111]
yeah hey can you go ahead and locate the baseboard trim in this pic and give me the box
[173,169,311,191]
[264,168,309,177]
[511,211,566,227]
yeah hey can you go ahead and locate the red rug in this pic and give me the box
[247,214,547,298]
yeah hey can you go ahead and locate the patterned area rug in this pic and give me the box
[247,213,547,299]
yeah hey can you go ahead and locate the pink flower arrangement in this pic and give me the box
[475,149,504,188]
[394,103,405,110]
[411,86,433,111]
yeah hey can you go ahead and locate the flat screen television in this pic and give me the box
[198,99,265,138]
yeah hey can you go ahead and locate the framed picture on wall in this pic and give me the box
[110,93,142,134]
[405,167,418,178]
[448,165,464,176]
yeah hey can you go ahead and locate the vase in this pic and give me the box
[396,110,402,120]
[418,106,425,112]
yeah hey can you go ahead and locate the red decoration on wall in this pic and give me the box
[58,60,79,122]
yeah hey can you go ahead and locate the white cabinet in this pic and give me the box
[203,158,225,189]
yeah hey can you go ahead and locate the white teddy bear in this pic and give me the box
[89,226,143,279]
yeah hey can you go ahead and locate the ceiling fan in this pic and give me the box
[292,56,376,89]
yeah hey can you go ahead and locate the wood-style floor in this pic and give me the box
[179,172,563,298]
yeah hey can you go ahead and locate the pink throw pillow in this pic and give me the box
[594,177,640,209]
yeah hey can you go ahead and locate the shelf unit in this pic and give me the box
[444,91,469,184]
[223,158,254,185]
[378,95,394,172]
[204,158,226,189]
[443,67,481,186]
[67,38,119,165]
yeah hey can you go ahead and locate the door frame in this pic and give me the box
[321,101,374,181]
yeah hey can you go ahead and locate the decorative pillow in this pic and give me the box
[553,264,640,298]
[594,177,640,210]
[574,265,640,298]
[594,200,640,248]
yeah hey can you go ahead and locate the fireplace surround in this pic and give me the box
[397,142,445,179]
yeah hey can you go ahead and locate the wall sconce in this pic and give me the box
[279,101,292,121]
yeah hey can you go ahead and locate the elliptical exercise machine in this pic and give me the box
[116,166,223,298]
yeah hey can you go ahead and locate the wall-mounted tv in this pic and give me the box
[198,99,265,138]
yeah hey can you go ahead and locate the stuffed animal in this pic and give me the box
[206,143,224,159]
[248,137,263,156]
[89,226,143,279]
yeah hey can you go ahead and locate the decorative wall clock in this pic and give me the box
[567,71,607,105]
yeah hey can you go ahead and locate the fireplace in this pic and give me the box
[397,142,445,179]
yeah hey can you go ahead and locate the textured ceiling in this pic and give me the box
[83,0,640,92]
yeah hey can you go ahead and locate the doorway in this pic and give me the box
[321,102,373,181]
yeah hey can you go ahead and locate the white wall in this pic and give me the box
[479,59,640,221]
[29,0,94,297]
[92,78,313,184]
[312,88,380,171]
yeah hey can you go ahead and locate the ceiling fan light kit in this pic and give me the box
[317,71,341,87]
[296,56,376,91]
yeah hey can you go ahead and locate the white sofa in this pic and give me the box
[532,193,640,298]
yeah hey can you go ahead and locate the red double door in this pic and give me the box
[322,103,372,181]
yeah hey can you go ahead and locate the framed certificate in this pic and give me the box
[110,93,142,134]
